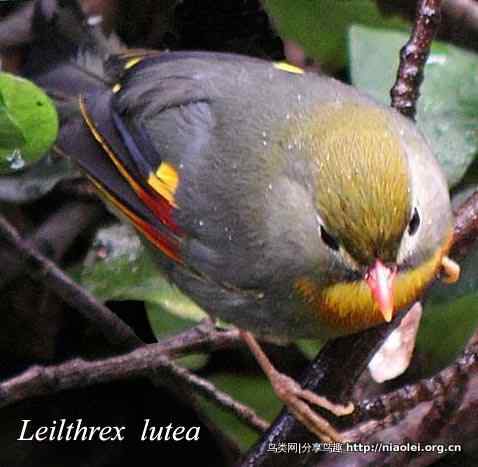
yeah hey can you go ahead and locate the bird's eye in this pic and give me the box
[408,208,420,236]
[320,226,340,251]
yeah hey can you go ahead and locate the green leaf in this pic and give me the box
[349,26,478,187]
[0,91,26,149]
[296,338,323,361]
[198,373,280,451]
[417,295,478,372]
[0,73,58,173]
[76,223,211,366]
[75,223,207,322]
[263,0,405,70]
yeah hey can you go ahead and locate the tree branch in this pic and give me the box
[157,321,241,359]
[315,338,478,465]
[0,223,257,430]
[377,0,478,37]
[450,190,478,259]
[0,338,268,434]
[0,212,266,437]
[0,213,142,351]
[347,344,476,437]
[237,318,404,467]
[391,0,442,120]
[0,201,103,289]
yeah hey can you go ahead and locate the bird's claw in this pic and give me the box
[271,372,353,443]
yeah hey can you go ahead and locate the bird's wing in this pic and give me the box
[59,51,260,267]
[59,85,184,263]
[60,51,321,286]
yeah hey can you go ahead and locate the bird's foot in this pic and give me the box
[240,330,353,442]
[269,370,354,443]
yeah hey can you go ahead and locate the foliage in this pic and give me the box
[263,0,405,70]
[349,26,478,188]
[0,73,58,174]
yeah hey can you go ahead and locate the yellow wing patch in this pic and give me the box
[112,83,122,93]
[147,162,179,207]
[125,57,143,70]
[273,62,304,74]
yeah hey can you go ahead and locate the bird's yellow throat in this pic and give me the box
[295,230,453,334]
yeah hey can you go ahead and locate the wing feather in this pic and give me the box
[59,88,183,262]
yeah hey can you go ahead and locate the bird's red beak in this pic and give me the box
[365,259,397,322]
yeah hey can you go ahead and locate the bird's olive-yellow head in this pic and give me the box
[293,102,454,333]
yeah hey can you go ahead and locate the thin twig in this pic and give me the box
[0,214,248,424]
[377,0,478,32]
[379,0,478,35]
[0,201,103,289]
[0,213,142,351]
[347,345,476,439]
[0,221,249,432]
[312,342,477,467]
[157,321,241,359]
[450,190,478,258]
[0,232,254,433]
[391,0,442,120]
[0,340,268,433]
[0,215,243,432]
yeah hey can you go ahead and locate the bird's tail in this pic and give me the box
[0,2,183,262]
[8,0,124,119]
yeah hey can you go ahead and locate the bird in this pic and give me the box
[57,50,460,441]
